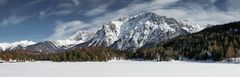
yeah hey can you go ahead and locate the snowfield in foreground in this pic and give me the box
[0,61,239,77]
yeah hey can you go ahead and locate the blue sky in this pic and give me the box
[0,0,240,42]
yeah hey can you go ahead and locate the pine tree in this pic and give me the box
[226,45,235,59]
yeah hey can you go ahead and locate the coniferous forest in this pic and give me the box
[1,22,240,62]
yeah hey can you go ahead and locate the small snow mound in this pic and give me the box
[222,57,240,63]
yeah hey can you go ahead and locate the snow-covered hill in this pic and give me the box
[0,40,36,51]
[75,12,204,50]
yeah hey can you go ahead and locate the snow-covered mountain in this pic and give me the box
[0,12,205,52]
[24,31,94,53]
[70,31,95,42]
[74,12,204,51]
[0,40,36,51]
[75,18,128,47]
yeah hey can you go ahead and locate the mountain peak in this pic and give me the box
[70,31,94,42]
[133,12,158,17]
[131,12,163,20]
[75,12,205,50]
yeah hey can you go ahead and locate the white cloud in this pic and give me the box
[112,0,240,26]
[27,0,43,5]
[39,9,73,19]
[151,0,240,26]
[57,0,81,8]
[1,15,34,26]
[53,10,73,16]
[89,0,240,28]
[46,0,183,40]
[46,20,90,40]
[84,0,181,28]
[84,4,109,16]
[58,3,74,8]
[47,0,240,40]
[39,8,52,19]
[193,11,240,25]
[72,0,80,6]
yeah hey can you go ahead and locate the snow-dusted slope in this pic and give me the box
[83,18,127,47]
[70,31,95,42]
[24,31,94,53]
[25,40,75,53]
[113,13,204,50]
[0,40,36,51]
[75,12,204,50]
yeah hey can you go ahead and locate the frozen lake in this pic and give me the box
[0,61,239,77]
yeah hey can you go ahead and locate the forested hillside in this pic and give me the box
[135,22,240,61]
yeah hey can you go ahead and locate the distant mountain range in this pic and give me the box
[1,12,240,62]
[0,12,205,53]
[0,40,36,51]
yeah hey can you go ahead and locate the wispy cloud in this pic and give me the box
[154,0,240,25]
[46,20,90,40]
[1,15,34,26]
[57,0,80,8]
[58,3,74,8]
[72,0,80,6]
[88,0,240,26]
[84,4,109,16]
[53,10,74,16]
[39,8,74,19]
[27,0,43,5]
[46,0,179,40]
[47,0,240,40]
[82,0,181,29]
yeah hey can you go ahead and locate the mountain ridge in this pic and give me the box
[74,12,204,51]
[0,40,36,51]
[0,12,204,52]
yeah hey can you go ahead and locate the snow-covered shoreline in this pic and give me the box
[1,59,240,64]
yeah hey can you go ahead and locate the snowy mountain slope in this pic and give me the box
[24,31,94,53]
[0,47,3,52]
[24,40,75,53]
[0,40,36,51]
[70,31,95,42]
[74,12,205,50]
[78,18,128,47]
[114,13,204,50]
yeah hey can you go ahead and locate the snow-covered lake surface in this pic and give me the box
[0,61,239,77]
